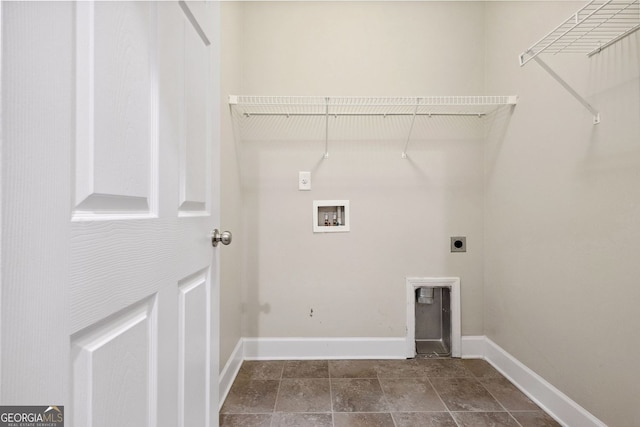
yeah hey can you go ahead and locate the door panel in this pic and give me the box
[178,270,210,427]
[180,13,210,214]
[75,2,158,217]
[71,298,158,427]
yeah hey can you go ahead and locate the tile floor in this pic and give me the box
[219,358,562,427]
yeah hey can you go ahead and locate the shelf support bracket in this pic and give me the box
[401,98,421,159]
[532,57,600,124]
[324,97,330,159]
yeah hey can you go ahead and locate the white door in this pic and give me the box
[0,2,222,427]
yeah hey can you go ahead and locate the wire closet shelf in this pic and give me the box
[229,95,517,118]
[520,0,640,65]
[229,95,518,158]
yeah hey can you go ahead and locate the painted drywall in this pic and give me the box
[484,3,640,426]
[235,2,487,339]
[219,1,639,423]
[219,2,245,370]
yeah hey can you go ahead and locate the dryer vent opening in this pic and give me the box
[415,286,451,357]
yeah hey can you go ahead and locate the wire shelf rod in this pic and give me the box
[241,112,489,118]
[588,23,640,55]
[230,95,518,108]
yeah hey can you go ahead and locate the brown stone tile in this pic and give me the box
[333,412,395,427]
[220,379,280,413]
[236,360,284,380]
[463,359,504,379]
[375,359,425,378]
[451,412,520,426]
[430,377,503,411]
[221,359,563,427]
[379,377,446,411]
[392,412,458,427]
[331,378,388,412]
[275,379,331,413]
[480,377,540,411]
[414,358,473,377]
[283,360,329,378]
[511,411,562,427]
[329,360,378,378]
[219,414,272,427]
[271,413,333,427]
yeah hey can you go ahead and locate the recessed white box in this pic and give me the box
[313,200,350,233]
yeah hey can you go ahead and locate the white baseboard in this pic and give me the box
[482,336,606,427]
[234,336,483,361]
[217,335,605,427]
[461,335,486,358]
[218,338,244,411]
[243,337,407,360]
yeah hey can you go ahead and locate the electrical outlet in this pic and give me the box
[299,171,311,191]
[451,236,466,252]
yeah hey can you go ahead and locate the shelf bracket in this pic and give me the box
[324,97,330,159]
[532,57,600,124]
[401,98,421,159]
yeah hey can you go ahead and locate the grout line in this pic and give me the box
[389,411,398,427]
[328,361,335,427]
[376,373,393,419]
[473,376,527,427]
[268,362,285,427]
[426,376,459,426]
[509,412,526,427]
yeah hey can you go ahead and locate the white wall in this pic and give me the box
[484,3,640,426]
[220,2,640,424]
[219,2,244,369]
[236,2,487,339]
